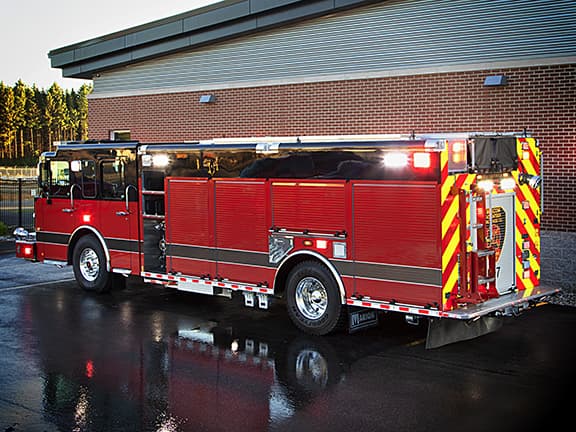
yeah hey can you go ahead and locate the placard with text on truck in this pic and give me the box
[14,134,558,348]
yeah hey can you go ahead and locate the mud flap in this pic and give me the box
[426,316,503,349]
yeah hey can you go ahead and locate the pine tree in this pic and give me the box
[12,80,27,158]
[0,82,15,159]
[24,85,41,158]
[0,80,91,163]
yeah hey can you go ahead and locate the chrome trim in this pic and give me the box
[275,250,346,303]
[270,229,347,239]
[44,259,67,268]
[69,225,111,272]
[112,268,132,274]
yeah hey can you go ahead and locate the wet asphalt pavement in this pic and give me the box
[0,255,574,432]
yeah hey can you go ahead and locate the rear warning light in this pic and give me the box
[413,152,431,168]
[500,178,515,190]
[383,152,408,168]
[477,179,494,192]
[448,140,467,171]
[16,242,35,259]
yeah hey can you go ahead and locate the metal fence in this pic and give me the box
[0,178,36,230]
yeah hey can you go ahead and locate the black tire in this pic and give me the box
[72,235,112,293]
[285,261,347,336]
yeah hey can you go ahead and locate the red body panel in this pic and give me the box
[215,180,268,251]
[166,179,215,277]
[35,196,140,272]
[166,179,212,247]
[353,182,441,268]
[355,278,442,306]
[352,182,442,305]
[272,181,346,233]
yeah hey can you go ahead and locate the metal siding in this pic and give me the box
[93,0,576,95]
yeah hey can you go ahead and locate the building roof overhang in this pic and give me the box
[49,0,382,79]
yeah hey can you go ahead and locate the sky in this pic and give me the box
[1,0,221,90]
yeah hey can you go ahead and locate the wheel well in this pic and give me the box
[67,228,109,269]
[274,252,346,302]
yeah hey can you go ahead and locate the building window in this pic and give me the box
[110,130,131,141]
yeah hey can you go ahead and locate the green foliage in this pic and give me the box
[0,80,92,161]
[0,221,8,236]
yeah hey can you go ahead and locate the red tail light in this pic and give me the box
[16,241,36,260]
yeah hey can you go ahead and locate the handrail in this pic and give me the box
[62,184,80,213]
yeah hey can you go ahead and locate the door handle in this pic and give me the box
[62,208,75,213]
[116,211,129,216]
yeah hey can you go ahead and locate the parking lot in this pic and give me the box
[0,254,574,432]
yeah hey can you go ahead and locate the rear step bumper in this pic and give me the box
[347,284,560,320]
[443,284,560,320]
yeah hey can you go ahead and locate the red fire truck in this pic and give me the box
[14,134,558,347]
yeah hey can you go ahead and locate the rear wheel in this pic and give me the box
[286,261,347,335]
[72,235,112,293]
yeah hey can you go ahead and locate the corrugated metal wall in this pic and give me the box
[93,0,576,96]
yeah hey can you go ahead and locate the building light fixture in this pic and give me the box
[199,94,216,103]
[483,75,507,87]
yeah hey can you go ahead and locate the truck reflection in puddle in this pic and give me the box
[25,288,416,431]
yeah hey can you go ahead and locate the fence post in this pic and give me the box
[18,178,23,227]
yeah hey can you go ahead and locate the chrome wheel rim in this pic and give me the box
[295,277,328,320]
[79,248,100,282]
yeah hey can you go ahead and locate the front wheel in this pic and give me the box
[72,235,112,293]
[285,261,347,336]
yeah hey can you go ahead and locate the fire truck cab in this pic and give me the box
[14,134,558,347]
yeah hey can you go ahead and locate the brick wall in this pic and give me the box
[89,64,576,232]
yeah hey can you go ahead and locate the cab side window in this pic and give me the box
[71,160,97,198]
[101,159,126,200]
[41,160,70,197]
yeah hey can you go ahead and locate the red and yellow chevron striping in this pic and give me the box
[440,148,476,310]
[513,138,541,294]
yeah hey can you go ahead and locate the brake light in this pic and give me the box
[17,242,35,259]
[413,152,431,168]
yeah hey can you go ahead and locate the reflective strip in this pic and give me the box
[36,232,69,245]
[347,283,558,320]
[141,272,274,295]
[106,238,140,253]
[36,231,138,253]
[166,244,273,268]
[346,298,449,318]
[333,260,442,287]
